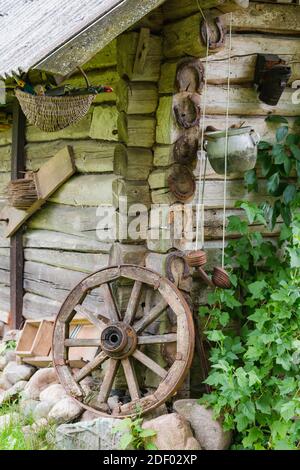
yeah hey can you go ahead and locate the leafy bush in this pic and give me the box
[199,117,300,450]
[113,415,157,450]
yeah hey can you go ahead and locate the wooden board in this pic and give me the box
[0,146,76,238]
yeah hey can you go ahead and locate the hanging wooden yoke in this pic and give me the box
[52,265,195,418]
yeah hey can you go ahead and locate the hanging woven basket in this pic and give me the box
[15,89,95,133]
[15,67,96,132]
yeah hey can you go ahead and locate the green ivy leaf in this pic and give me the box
[120,433,134,450]
[267,172,280,194]
[265,115,288,124]
[276,126,289,142]
[280,204,292,227]
[145,442,158,450]
[280,401,295,421]
[227,215,248,234]
[244,169,258,192]
[258,140,272,150]
[283,184,296,205]
[140,429,156,438]
[248,280,267,299]
[290,144,300,160]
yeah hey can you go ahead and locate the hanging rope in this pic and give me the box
[221,13,233,268]
[195,3,209,251]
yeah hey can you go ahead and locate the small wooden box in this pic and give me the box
[16,320,54,358]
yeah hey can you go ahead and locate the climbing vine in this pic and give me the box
[199,116,300,450]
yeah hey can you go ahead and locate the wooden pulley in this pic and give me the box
[200,16,226,51]
[185,251,231,290]
[173,92,201,129]
[212,266,231,289]
[168,164,196,203]
[174,133,199,166]
[175,58,205,94]
[52,264,195,418]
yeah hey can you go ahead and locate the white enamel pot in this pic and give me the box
[204,126,260,175]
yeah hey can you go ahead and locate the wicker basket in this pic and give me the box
[15,88,95,132]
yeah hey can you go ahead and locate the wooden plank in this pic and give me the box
[228,2,300,35]
[133,28,151,75]
[117,32,162,82]
[24,230,112,253]
[1,146,76,238]
[162,0,249,22]
[10,100,25,329]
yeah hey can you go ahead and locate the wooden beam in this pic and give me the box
[10,99,26,329]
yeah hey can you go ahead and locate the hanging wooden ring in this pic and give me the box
[175,58,205,94]
[168,164,196,203]
[173,93,201,129]
[212,266,231,289]
[185,250,207,268]
[200,16,226,51]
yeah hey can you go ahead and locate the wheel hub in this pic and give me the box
[100,322,137,359]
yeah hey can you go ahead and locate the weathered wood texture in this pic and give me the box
[162,0,249,22]
[116,80,158,114]
[117,32,162,81]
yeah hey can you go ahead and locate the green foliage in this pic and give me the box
[244,116,300,230]
[0,401,56,450]
[0,340,16,356]
[199,199,300,450]
[113,414,157,450]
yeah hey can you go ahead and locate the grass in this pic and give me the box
[0,400,56,450]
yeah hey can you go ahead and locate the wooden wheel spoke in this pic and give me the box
[123,280,143,325]
[122,358,140,401]
[74,351,108,382]
[97,358,120,404]
[64,338,100,347]
[132,349,168,379]
[101,283,120,322]
[74,304,107,332]
[133,298,168,334]
[138,333,177,345]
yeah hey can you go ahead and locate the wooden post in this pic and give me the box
[10,99,26,329]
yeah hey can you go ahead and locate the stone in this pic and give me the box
[142,413,201,450]
[0,413,18,430]
[144,403,168,421]
[48,397,83,424]
[39,383,67,405]
[0,355,8,370]
[0,374,13,390]
[2,362,35,385]
[33,401,54,420]
[173,399,231,450]
[23,367,58,400]
[0,380,27,405]
[22,418,49,438]
[56,417,123,450]
[5,350,17,363]
[22,399,40,418]
[80,410,99,422]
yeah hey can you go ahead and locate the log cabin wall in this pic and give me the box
[0,0,299,387]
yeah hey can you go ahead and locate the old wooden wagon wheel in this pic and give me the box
[53,265,194,418]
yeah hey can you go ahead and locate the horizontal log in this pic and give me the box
[116,80,158,114]
[130,6,164,33]
[0,270,9,285]
[205,86,300,116]
[26,140,116,174]
[114,144,153,180]
[118,113,156,148]
[228,2,300,35]
[24,249,109,273]
[162,0,249,22]
[23,292,62,320]
[26,109,92,142]
[83,40,117,71]
[151,178,272,208]
[28,203,103,240]
[89,105,119,141]
[61,69,119,104]
[117,32,162,82]
[0,146,11,173]
[24,230,112,253]
[109,243,148,265]
[49,174,118,206]
[159,42,300,90]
